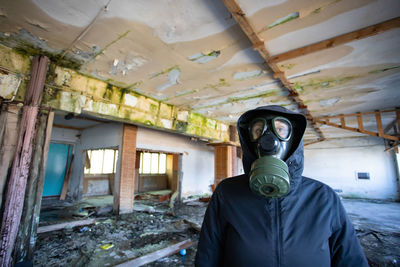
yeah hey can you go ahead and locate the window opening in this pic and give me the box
[84,149,118,174]
[357,172,370,180]
[139,152,167,174]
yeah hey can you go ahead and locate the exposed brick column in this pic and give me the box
[118,124,138,214]
[229,125,238,176]
[208,142,239,189]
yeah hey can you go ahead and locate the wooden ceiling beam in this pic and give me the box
[221,0,325,142]
[315,109,400,142]
[269,17,400,63]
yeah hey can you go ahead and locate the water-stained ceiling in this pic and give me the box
[0,0,399,144]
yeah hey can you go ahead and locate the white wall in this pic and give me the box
[80,123,123,150]
[304,137,399,201]
[137,127,215,198]
[51,127,79,143]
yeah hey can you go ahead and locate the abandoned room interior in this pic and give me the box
[0,0,400,266]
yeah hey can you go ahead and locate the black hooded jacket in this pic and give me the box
[195,106,368,267]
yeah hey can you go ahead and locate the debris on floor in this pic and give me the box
[33,195,207,267]
[33,197,400,266]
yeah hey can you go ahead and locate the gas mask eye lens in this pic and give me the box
[273,117,292,140]
[249,119,266,141]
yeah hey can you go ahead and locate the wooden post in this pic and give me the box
[14,112,52,262]
[340,115,346,128]
[357,112,364,132]
[0,55,49,267]
[375,111,384,137]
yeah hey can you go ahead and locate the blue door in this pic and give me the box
[42,143,72,196]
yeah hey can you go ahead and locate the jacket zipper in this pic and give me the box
[275,199,281,267]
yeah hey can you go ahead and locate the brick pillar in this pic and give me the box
[118,124,137,214]
[229,125,238,176]
[208,142,238,189]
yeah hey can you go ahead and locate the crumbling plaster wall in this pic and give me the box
[303,137,399,200]
[136,127,215,198]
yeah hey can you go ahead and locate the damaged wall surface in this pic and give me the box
[304,137,399,200]
[137,127,216,198]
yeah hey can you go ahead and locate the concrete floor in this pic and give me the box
[342,198,400,266]
[343,198,400,233]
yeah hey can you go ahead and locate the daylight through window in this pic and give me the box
[139,152,167,174]
[84,149,118,174]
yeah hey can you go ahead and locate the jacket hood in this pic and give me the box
[237,105,307,180]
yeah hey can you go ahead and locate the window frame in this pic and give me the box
[139,151,167,175]
[84,148,119,175]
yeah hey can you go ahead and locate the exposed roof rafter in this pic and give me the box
[221,0,325,142]
[269,17,400,63]
[315,109,400,142]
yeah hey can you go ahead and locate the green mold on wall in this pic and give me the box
[0,44,31,74]
[368,65,400,74]
[151,65,180,79]
[92,30,130,59]
[175,121,188,132]
[103,84,113,101]
[280,63,295,70]
[227,90,279,103]
[159,103,173,119]
[295,75,359,92]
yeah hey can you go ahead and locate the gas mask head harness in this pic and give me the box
[247,115,294,198]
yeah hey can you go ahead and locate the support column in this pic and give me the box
[208,141,239,188]
[0,55,49,267]
[15,111,54,262]
[229,125,238,177]
[116,124,137,214]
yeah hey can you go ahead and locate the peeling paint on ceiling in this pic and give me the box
[0,0,399,142]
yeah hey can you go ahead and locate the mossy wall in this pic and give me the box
[0,47,229,141]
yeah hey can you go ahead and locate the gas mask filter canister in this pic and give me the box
[248,116,292,198]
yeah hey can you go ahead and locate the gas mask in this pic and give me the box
[248,116,293,198]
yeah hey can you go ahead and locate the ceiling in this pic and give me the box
[0,0,399,144]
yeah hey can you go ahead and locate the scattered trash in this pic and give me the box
[101,243,114,250]
[80,226,90,232]
[180,249,186,256]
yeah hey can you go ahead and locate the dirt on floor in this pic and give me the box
[32,196,400,267]
[33,196,206,267]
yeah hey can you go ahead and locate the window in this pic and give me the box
[85,149,118,174]
[357,172,370,180]
[139,152,167,174]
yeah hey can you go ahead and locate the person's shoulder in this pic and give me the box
[215,174,248,194]
[301,176,340,200]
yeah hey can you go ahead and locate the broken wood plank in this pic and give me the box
[115,239,193,267]
[60,154,74,200]
[269,17,400,63]
[37,219,96,234]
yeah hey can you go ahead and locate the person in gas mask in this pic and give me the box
[195,105,368,267]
